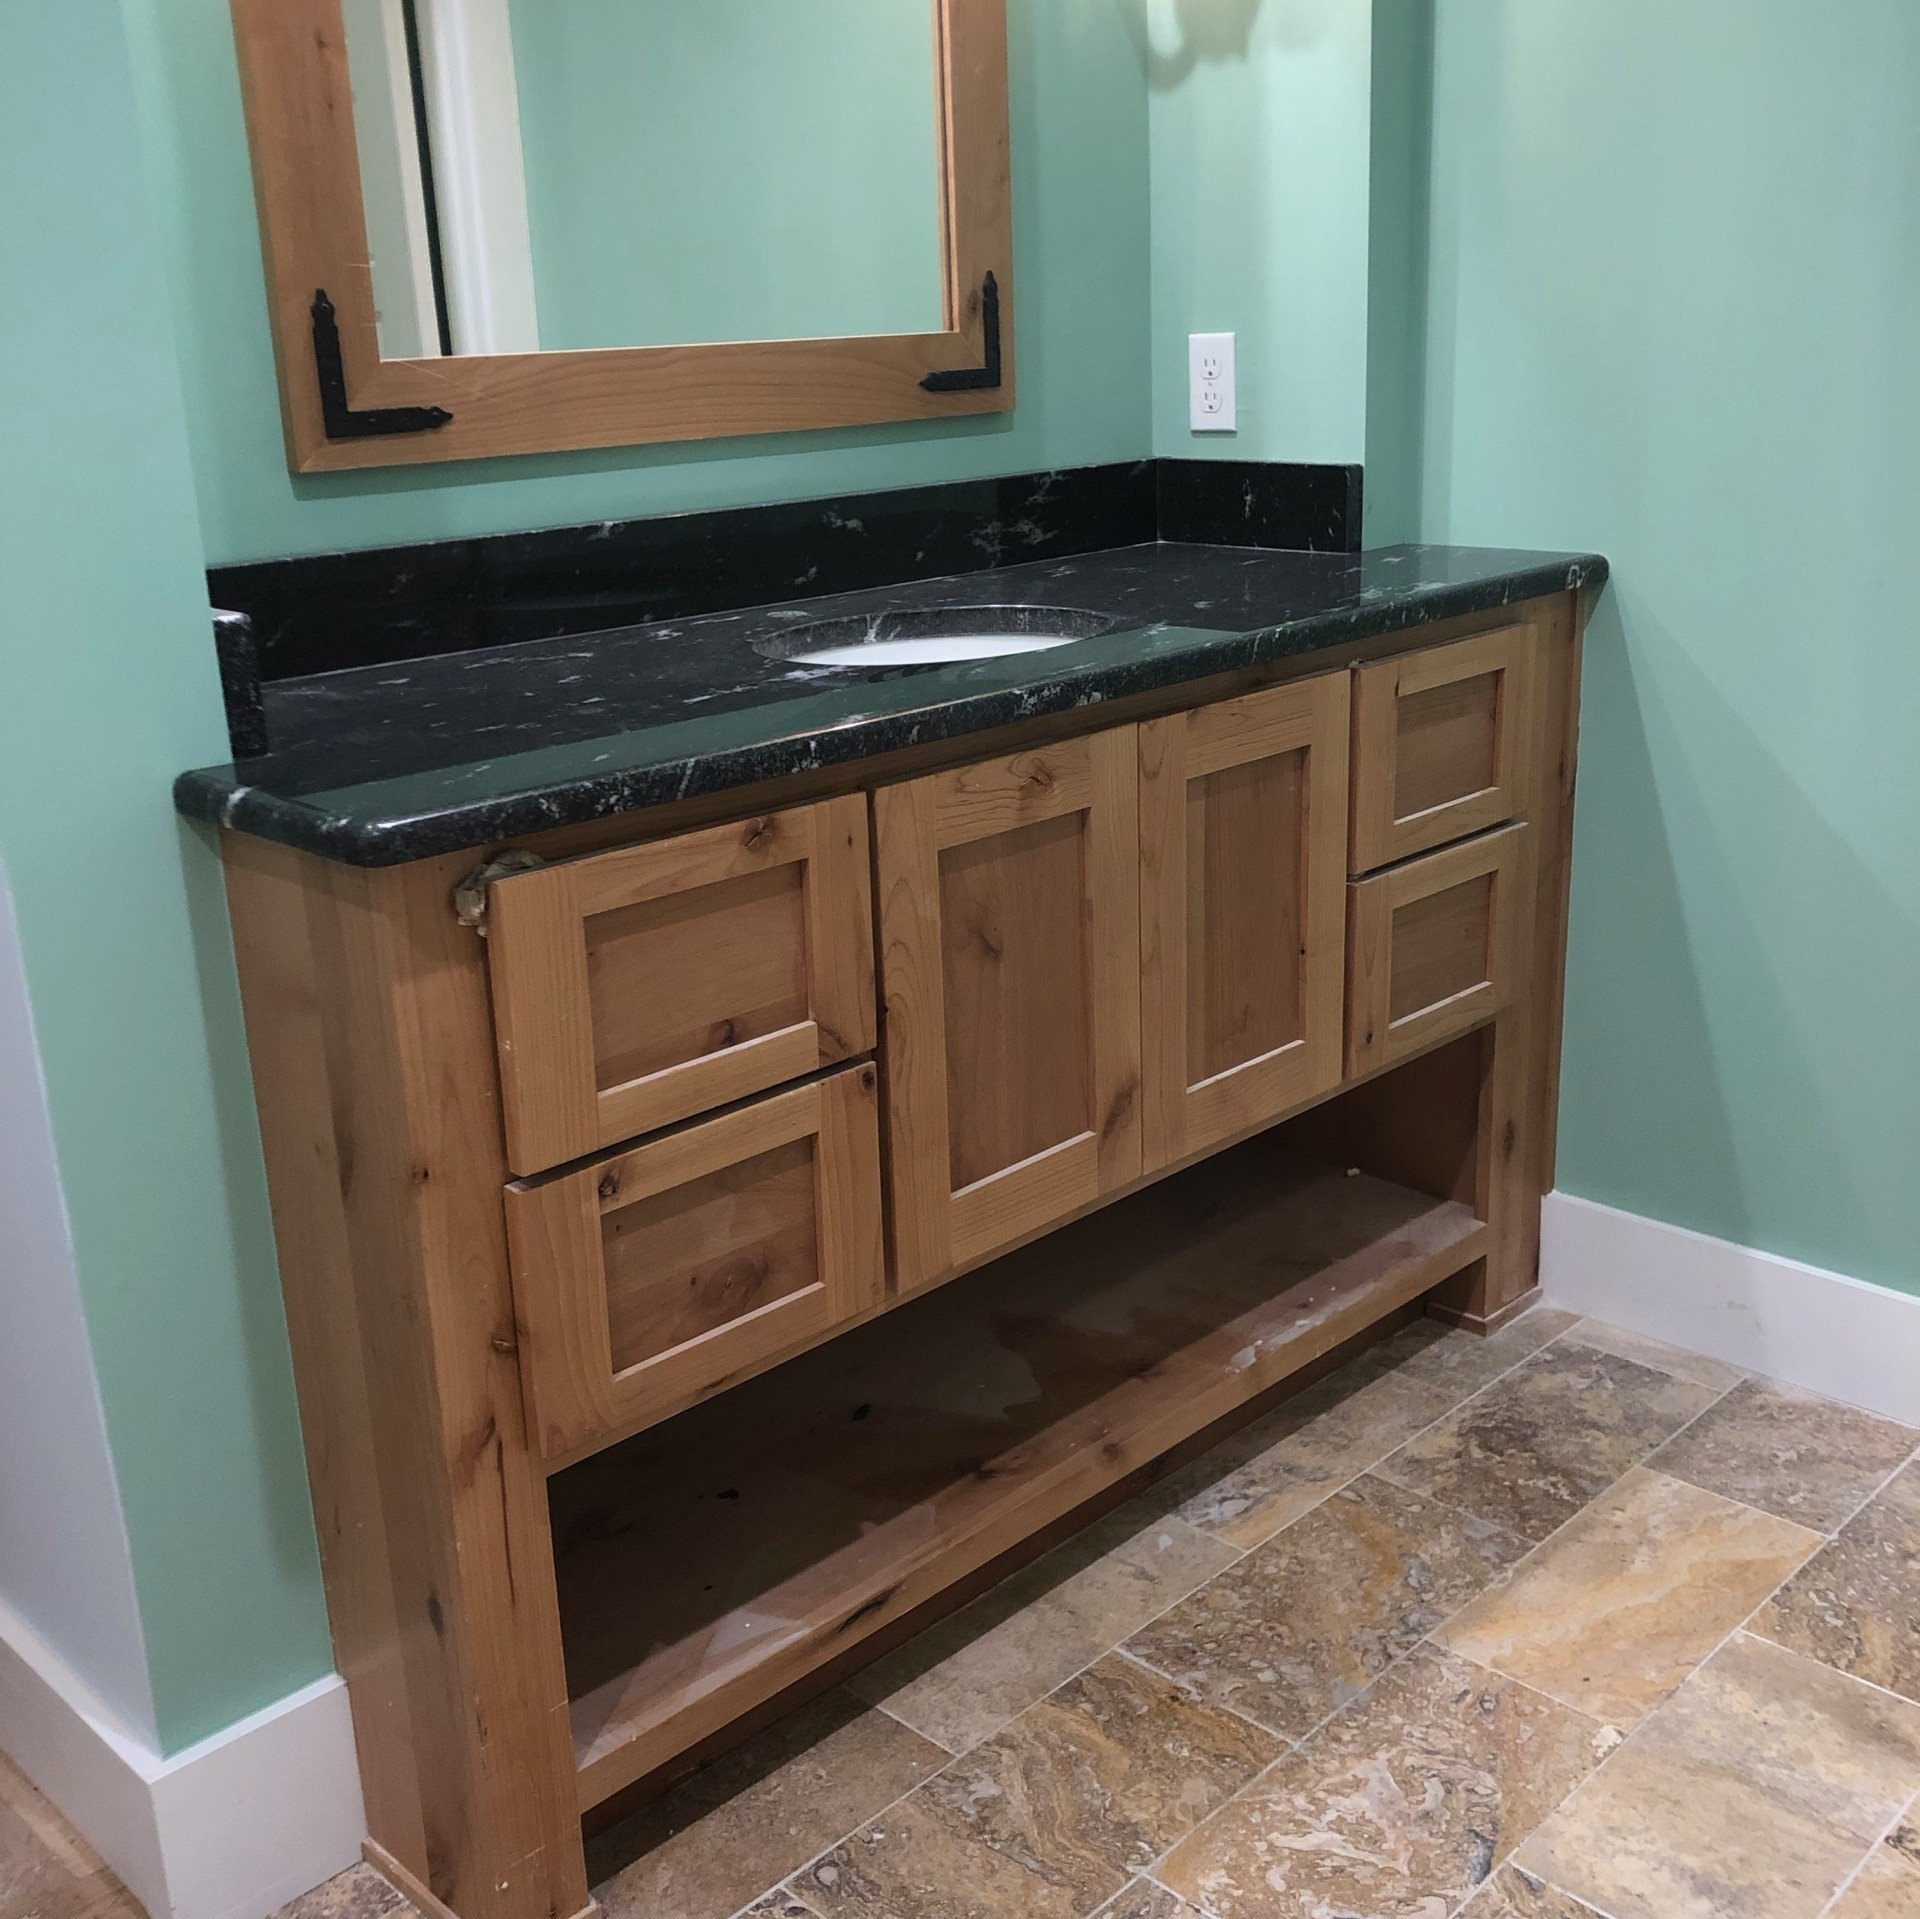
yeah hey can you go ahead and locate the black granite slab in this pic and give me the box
[205,459,1364,704]
[176,541,1605,868]
[1157,460,1362,552]
[212,609,268,759]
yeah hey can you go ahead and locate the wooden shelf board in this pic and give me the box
[551,1139,1485,1808]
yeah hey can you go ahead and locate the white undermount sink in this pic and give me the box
[754,605,1122,671]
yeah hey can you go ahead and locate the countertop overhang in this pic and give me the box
[174,540,1606,867]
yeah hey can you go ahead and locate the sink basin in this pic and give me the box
[756,605,1121,671]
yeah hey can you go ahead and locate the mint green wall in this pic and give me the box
[1410,1,1920,1295]
[508,0,943,350]
[125,0,1153,564]
[0,0,1148,1761]
[0,0,334,1751]
[1362,0,1430,543]
[1145,0,1373,462]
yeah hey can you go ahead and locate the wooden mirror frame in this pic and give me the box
[229,0,1014,472]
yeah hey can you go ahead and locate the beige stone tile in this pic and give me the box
[798,1655,1273,1919]
[1126,1474,1528,1738]
[1827,1846,1920,1919]
[1163,1363,1458,1551]
[0,1756,141,1919]
[848,1511,1236,1753]
[1090,1882,1201,1919]
[1459,1864,1610,1917]
[1378,1341,1719,1541]
[1439,1466,1820,1727]
[1890,1811,1920,1871]
[794,1792,1103,1919]
[1754,1461,1920,1704]
[588,1689,945,1919]
[1157,1646,1612,1919]
[272,1867,412,1919]
[1370,1305,1582,1401]
[1561,1318,1746,1393]
[741,1898,821,1919]
[1518,1633,1920,1919]
[1649,1378,1917,1533]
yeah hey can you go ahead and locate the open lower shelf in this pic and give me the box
[549,1134,1486,1809]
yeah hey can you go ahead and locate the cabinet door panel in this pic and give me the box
[506,1066,885,1459]
[876,730,1142,1290]
[1346,823,1530,1074]
[1141,675,1351,1169]
[487,797,875,1174]
[1350,625,1537,872]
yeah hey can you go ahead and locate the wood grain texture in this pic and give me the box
[487,797,875,1174]
[1436,593,1584,1330]
[1346,824,1530,1077]
[554,1145,1486,1807]
[1141,677,1351,1170]
[225,0,1013,470]
[1350,625,1538,873]
[221,833,590,1919]
[505,1066,885,1460]
[877,729,1142,1292]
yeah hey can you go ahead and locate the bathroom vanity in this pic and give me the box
[179,521,1601,1919]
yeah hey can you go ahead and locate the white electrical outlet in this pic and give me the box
[1189,331,1237,433]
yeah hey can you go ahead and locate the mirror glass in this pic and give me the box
[340,0,947,359]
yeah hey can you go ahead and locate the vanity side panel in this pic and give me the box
[1432,588,1584,1330]
[222,834,589,1919]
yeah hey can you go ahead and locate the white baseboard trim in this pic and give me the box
[0,1596,363,1919]
[1541,1191,1920,1426]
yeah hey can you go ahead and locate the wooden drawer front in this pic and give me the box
[506,1066,885,1458]
[1346,824,1530,1075]
[1350,625,1537,872]
[486,797,876,1175]
[1140,674,1351,1169]
[876,728,1143,1292]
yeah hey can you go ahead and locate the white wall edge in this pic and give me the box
[1542,1190,1920,1427]
[0,1595,362,1919]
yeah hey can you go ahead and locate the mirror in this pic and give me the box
[229,0,1011,470]
[339,0,947,359]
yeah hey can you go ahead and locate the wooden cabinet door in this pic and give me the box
[1139,675,1351,1170]
[1346,823,1531,1075]
[505,1066,885,1459]
[875,729,1143,1291]
[1350,624,1537,872]
[486,797,875,1175]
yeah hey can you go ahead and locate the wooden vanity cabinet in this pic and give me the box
[486,796,875,1175]
[1350,623,1536,872]
[874,728,1144,1291]
[505,1065,885,1461]
[1139,674,1351,1169]
[1346,823,1531,1074]
[218,591,1586,1919]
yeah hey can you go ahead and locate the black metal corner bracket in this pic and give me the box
[922,271,1003,393]
[311,290,454,441]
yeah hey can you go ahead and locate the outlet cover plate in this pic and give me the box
[1189,331,1237,434]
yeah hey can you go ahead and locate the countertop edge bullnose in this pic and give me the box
[176,549,1607,868]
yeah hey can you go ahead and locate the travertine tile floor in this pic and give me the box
[7,1310,1919,1919]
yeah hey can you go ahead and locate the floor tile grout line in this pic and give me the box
[764,1539,1266,1919]
[862,1308,1582,1759]
[1498,1566,1914,1900]
[780,1311,1706,1919]
[1137,1643,1620,1919]
[1651,1412,1920,1545]
[624,1311,1774,1919]
[1812,1783,1920,1919]
[1368,1316,1746,1526]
